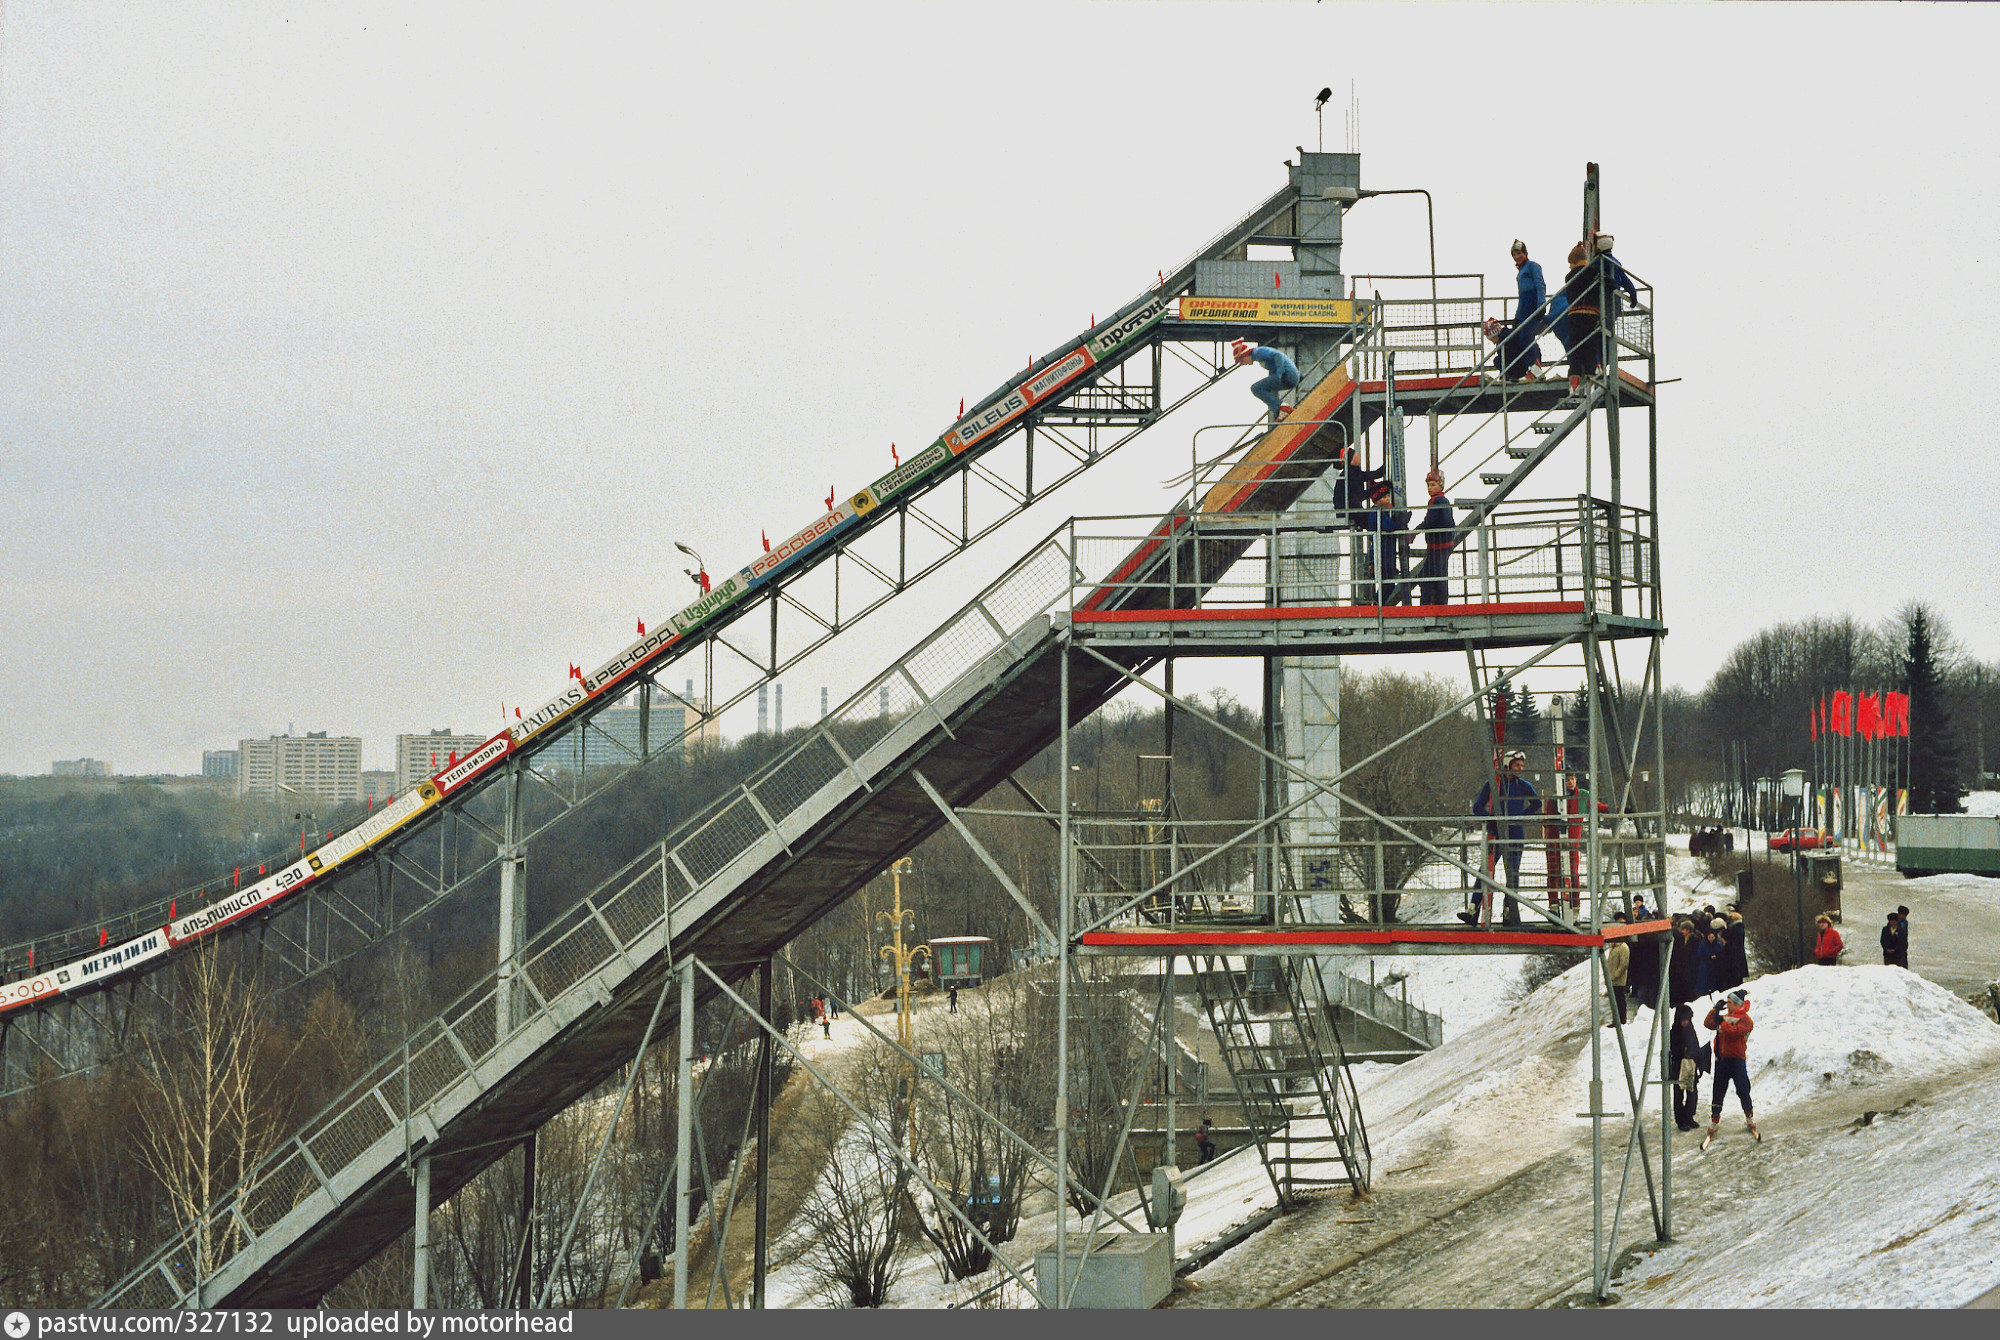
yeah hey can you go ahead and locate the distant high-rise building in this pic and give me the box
[546,693,720,772]
[203,749,240,780]
[238,732,361,805]
[360,770,397,804]
[50,758,111,778]
[395,729,491,793]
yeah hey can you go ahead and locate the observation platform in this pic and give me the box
[1078,917,1672,957]
[1061,599,1664,657]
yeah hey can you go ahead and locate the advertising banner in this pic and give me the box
[1086,298,1166,359]
[1178,295,1361,325]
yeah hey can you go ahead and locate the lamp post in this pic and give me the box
[877,857,930,1155]
[1321,185,1438,367]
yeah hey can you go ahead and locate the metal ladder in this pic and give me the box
[1188,948,1369,1206]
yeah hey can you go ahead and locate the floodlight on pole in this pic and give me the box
[1315,86,1333,151]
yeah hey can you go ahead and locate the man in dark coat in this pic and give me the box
[1722,910,1750,990]
[1667,919,1700,1007]
[1627,922,1661,1012]
[1881,911,1908,967]
[1414,468,1456,606]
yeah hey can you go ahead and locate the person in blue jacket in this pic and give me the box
[1231,339,1299,422]
[1498,239,1547,381]
[1356,478,1408,605]
[1474,750,1539,924]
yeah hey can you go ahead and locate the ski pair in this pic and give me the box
[1699,1119,1761,1151]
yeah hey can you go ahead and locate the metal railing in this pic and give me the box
[1320,967,1444,1051]
[1057,498,1658,626]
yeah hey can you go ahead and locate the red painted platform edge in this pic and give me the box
[1070,601,1586,625]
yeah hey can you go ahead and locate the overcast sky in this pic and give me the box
[3,1,1996,776]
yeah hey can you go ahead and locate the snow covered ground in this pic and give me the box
[765,959,2000,1308]
[743,839,2000,1308]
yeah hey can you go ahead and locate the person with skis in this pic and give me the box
[1702,988,1759,1147]
[1813,913,1844,966]
[1230,339,1299,423]
[1669,1003,1706,1132]
[1473,750,1539,925]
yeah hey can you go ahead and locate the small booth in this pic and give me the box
[929,936,995,988]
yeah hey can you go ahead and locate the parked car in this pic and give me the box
[1768,828,1826,851]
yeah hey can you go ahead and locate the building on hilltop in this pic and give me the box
[238,732,362,805]
[394,729,492,794]
[50,758,111,777]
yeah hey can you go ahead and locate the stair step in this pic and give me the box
[1480,473,1506,485]
[1533,423,1557,435]
[1506,446,1533,458]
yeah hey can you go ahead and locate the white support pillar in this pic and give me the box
[413,1155,431,1309]
[674,958,694,1310]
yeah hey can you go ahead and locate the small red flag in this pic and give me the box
[233,866,241,888]
[958,397,964,416]
[1809,701,1819,741]
[168,900,175,920]
[259,864,267,875]
[366,795,372,810]
[761,530,771,553]
[448,750,458,767]
[1274,270,1282,289]
[26,948,31,969]
[825,487,835,512]
[1090,313,1095,326]
[1157,269,1164,286]
[1832,690,1853,736]
[99,928,107,947]
[890,442,899,466]
[300,833,306,853]
[569,663,581,680]
[637,618,646,636]
[514,707,523,719]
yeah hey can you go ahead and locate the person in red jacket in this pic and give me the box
[1813,913,1844,966]
[1702,989,1759,1147]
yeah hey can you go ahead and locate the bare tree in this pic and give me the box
[793,1048,907,1307]
[134,940,300,1285]
[909,975,1050,1280]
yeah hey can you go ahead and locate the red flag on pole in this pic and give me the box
[890,442,899,466]
[1810,700,1819,741]
[761,530,771,553]
[233,866,241,888]
[259,864,267,875]
[825,487,835,512]
[99,929,107,947]
[515,707,523,719]
[448,750,458,767]
[1857,694,1877,741]
[1273,270,1282,289]
[637,618,645,636]
[569,663,582,681]
[958,397,964,416]
[169,899,175,920]
[1832,690,1852,735]
[1888,691,1910,736]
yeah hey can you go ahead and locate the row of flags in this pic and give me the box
[1810,690,1910,741]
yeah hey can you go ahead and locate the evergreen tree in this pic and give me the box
[1899,605,1964,814]
[1507,687,1544,748]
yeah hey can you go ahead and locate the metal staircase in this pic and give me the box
[1190,949,1369,1204]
